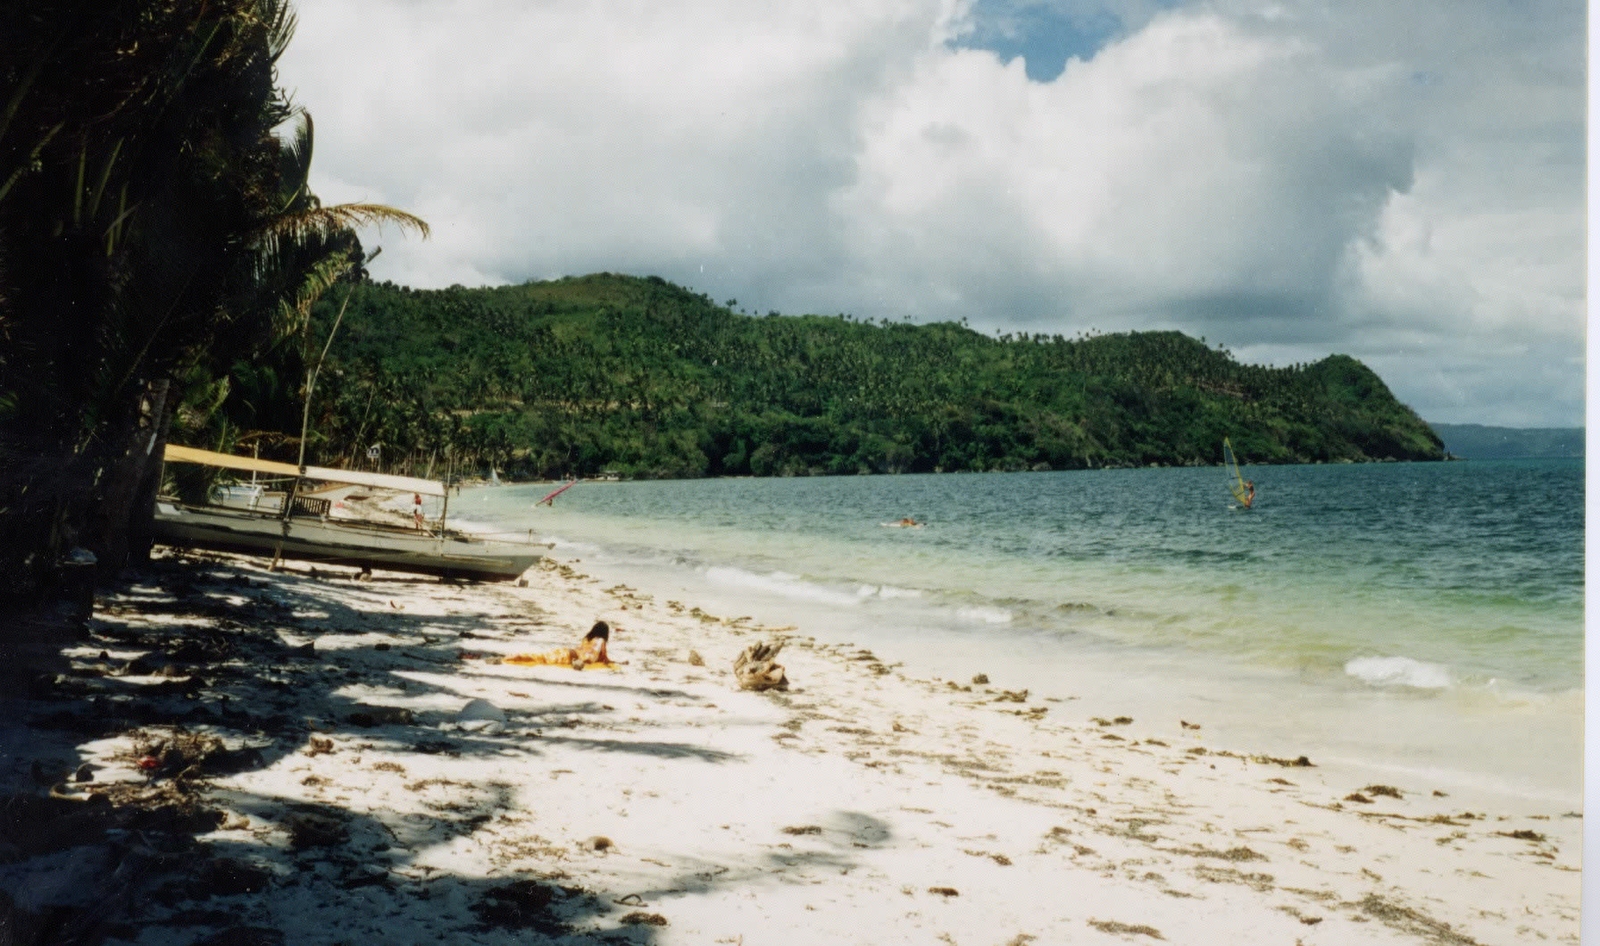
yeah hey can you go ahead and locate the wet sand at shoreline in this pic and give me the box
[0,549,1580,944]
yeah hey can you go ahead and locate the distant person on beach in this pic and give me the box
[898,517,920,527]
[505,621,612,670]
[1243,480,1255,509]
[413,493,426,530]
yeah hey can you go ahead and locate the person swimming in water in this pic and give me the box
[505,621,612,669]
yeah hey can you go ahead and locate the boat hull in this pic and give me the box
[152,504,545,581]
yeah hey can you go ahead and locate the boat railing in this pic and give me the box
[292,496,333,518]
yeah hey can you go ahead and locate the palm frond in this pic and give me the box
[273,250,356,342]
[260,0,300,63]
[254,202,429,270]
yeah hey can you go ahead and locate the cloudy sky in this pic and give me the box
[277,0,1585,427]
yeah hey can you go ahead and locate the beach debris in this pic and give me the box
[284,811,347,850]
[472,880,570,934]
[1089,919,1164,939]
[129,730,261,779]
[1184,845,1265,862]
[971,673,989,685]
[927,886,960,897]
[305,736,334,756]
[1180,720,1201,730]
[782,825,823,836]
[454,698,507,733]
[1363,784,1403,799]
[688,649,705,666]
[580,835,615,853]
[733,641,789,691]
[620,911,669,926]
[1344,792,1374,804]
[994,689,1029,703]
[1496,829,1547,842]
[1251,754,1314,767]
[1355,894,1473,944]
[346,705,414,728]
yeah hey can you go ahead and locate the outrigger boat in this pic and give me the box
[152,444,547,581]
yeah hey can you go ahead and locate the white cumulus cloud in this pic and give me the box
[277,0,1584,426]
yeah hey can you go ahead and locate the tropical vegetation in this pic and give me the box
[224,273,1443,481]
[0,0,424,607]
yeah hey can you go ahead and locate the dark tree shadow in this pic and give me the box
[0,552,720,945]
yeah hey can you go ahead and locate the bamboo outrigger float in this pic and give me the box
[152,445,547,581]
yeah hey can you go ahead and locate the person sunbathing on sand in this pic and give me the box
[505,621,612,669]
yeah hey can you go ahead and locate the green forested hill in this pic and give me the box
[224,273,1444,478]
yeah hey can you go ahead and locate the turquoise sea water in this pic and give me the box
[459,459,1583,804]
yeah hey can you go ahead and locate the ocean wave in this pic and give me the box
[1344,655,1452,689]
[955,605,1014,625]
[704,565,862,607]
[857,584,925,600]
[443,515,500,536]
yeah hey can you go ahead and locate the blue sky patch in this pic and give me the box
[951,1,1126,81]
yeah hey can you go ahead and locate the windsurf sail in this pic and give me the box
[537,479,578,506]
[1222,437,1250,506]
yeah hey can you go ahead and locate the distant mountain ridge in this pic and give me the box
[1429,423,1584,459]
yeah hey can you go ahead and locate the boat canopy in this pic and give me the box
[163,444,448,498]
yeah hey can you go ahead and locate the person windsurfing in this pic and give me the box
[1222,437,1254,509]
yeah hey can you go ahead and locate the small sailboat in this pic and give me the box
[1222,437,1255,509]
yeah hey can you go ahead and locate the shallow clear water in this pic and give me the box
[459,459,1583,805]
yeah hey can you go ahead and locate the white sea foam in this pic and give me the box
[956,605,1014,625]
[704,565,861,607]
[1344,655,1452,689]
[857,584,925,600]
[442,515,504,536]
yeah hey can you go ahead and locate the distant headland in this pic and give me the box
[214,273,1445,480]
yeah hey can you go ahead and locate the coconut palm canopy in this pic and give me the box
[0,0,426,604]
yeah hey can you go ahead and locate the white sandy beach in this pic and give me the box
[0,549,1580,945]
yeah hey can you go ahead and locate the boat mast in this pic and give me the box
[440,453,452,533]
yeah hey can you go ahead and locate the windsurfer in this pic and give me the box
[1244,480,1255,508]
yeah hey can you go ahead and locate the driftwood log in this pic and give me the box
[733,641,789,691]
